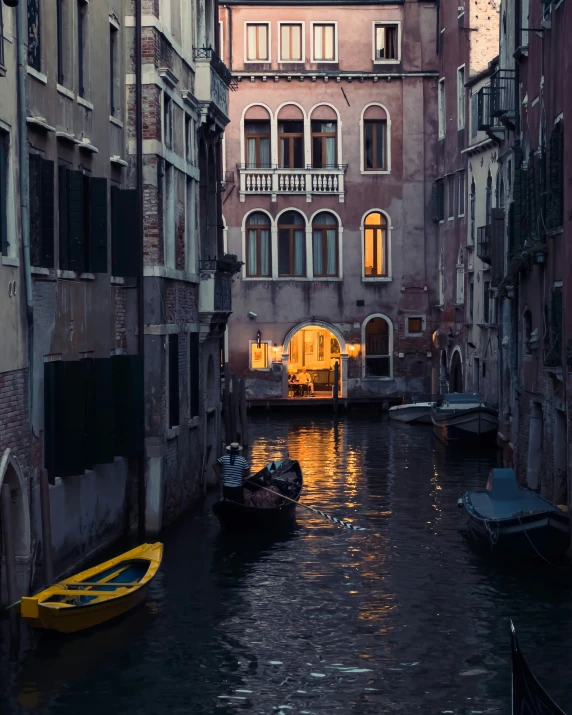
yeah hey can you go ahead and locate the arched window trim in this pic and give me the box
[275,102,308,168]
[241,208,275,280]
[361,313,394,380]
[359,103,392,175]
[272,207,309,281]
[309,208,343,280]
[239,103,273,167]
[360,209,392,282]
[308,103,343,166]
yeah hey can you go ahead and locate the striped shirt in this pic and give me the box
[218,455,249,487]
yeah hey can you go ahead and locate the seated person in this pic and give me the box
[298,367,314,395]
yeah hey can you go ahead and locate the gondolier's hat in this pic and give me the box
[226,442,243,451]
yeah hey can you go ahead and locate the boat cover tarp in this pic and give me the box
[470,469,562,520]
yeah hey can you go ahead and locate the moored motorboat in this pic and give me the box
[212,458,303,532]
[431,392,498,442]
[389,400,434,425]
[20,542,163,633]
[459,468,570,562]
[511,620,566,714]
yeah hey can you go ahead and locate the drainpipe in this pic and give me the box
[135,0,146,541]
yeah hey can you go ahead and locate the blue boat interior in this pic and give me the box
[45,560,149,605]
[444,392,482,404]
[468,469,561,520]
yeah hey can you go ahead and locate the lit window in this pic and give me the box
[278,211,306,277]
[246,212,271,277]
[407,317,424,334]
[246,23,269,61]
[280,23,303,61]
[364,317,391,377]
[363,212,387,278]
[313,23,336,61]
[374,24,398,61]
[312,212,338,277]
[251,342,269,369]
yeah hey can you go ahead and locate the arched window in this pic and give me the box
[278,104,305,169]
[485,170,492,225]
[312,212,338,277]
[244,106,271,168]
[438,244,444,306]
[524,309,532,355]
[310,106,338,168]
[470,177,476,244]
[246,212,271,277]
[456,248,464,304]
[278,211,306,276]
[499,177,505,209]
[362,105,388,172]
[364,316,391,377]
[363,211,387,277]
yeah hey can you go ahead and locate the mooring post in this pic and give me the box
[333,361,340,415]
[39,468,54,585]
[231,374,240,442]
[1,485,18,606]
[239,378,249,448]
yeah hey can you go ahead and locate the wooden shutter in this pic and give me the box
[112,354,144,456]
[189,332,200,418]
[58,165,69,269]
[490,208,505,287]
[67,169,85,272]
[169,334,180,428]
[89,177,108,273]
[111,188,139,277]
[44,361,60,484]
[0,134,7,256]
[29,153,42,265]
[40,158,55,268]
[85,358,115,466]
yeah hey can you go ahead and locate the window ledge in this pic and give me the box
[27,66,48,84]
[31,266,51,276]
[166,426,180,440]
[57,83,75,100]
[477,323,498,329]
[362,277,392,283]
[77,96,94,110]
[206,406,217,415]
[111,275,125,285]
[79,139,99,153]
[57,269,77,280]
[188,416,200,429]
[56,130,79,144]
[361,170,391,175]
[361,376,394,381]
[1,256,19,267]
[110,155,128,167]
[110,115,124,128]
[79,272,96,281]
[373,59,400,65]
[0,65,5,78]
[27,116,56,133]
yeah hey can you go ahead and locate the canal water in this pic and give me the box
[2,414,572,714]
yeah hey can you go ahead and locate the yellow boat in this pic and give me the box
[20,542,163,634]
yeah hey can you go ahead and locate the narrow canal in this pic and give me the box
[2,414,572,714]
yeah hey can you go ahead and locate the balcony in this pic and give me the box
[199,261,232,317]
[238,164,348,203]
[477,225,492,264]
[490,69,516,128]
[193,46,235,125]
[477,86,491,130]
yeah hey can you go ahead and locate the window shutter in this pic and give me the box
[40,158,55,268]
[548,124,563,229]
[111,188,139,277]
[29,153,42,265]
[44,361,60,484]
[491,208,505,287]
[58,165,69,269]
[189,332,200,418]
[0,134,7,256]
[89,177,108,273]
[67,169,85,272]
[169,334,180,428]
[85,357,115,466]
[432,183,439,222]
[112,354,144,456]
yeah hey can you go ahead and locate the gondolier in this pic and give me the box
[215,443,250,504]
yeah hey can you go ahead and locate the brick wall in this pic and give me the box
[165,282,198,324]
[143,174,163,265]
[0,369,30,482]
[114,288,127,351]
[176,198,185,271]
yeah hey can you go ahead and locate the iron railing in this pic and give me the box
[214,273,232,312]
[490,69,516,126]
[477,85,491,130]
[193,46,237,90]
[477,225,492,264]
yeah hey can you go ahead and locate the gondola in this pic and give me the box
[212,458,303,532]
[511,620,566,714]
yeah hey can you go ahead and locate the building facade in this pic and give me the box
[126,0,231,531]
[220,0,440,400]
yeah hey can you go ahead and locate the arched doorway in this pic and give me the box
[0,449,31,605]
[282,321,347,398]
[449,349,463,392]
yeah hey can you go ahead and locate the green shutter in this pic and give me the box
[112,354,144,456]
[89,178,108,273]
[67,169,85,272]
[111,188,140,277]
[58,165,69,269]
[29,153,42,265]
[40,159,55,268]
[189,332,200,418]
[85,358,115,465]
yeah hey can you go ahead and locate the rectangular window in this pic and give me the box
[185,178,196,274]
[251,342,269,369]
[435,179,445,222]
[438,78,446,139]
[168,334,179,428]
[364,120,387,171]
[374,23,398,61]
[457,65,465,130]
[189,332,200,418]
[280,23,303,61]
[0,4,4,68]
[245,121,271,168]
[78,0,88,97]
[312,23,336,61]
[448,175,455,219]
[163,94,173,149]
[56,0,65,84]
[0,131,8,256]
[27,0,42,70]
[456,263,464,304]
[471,92,478,138]
[407,317,424,335]
[311,121,337,168]
[483,281,490,323]
[246,23,269,61]
[110,23,119,115]
[164,163,175,269]
[185,116,192,163]
[458,171,465,216]
[469,281,474,321]
[279,121,304,169]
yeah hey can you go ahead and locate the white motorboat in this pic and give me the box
[431,393,498,442]
[389,401,434,425]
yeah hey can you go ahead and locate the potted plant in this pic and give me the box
[217,253,244,275]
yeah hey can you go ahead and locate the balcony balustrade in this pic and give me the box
[238,164,347,202]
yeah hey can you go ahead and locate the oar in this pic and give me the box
[246,478,366,531]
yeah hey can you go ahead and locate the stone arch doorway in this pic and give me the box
[449,349,463,392]
[0,449,31,604]
[282,321,348,398]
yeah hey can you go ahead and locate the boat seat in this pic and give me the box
[485,469,523,500]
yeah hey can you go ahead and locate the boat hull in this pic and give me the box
[432,406,498,442]
[20,542,163,633]
[389,403,433,425]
